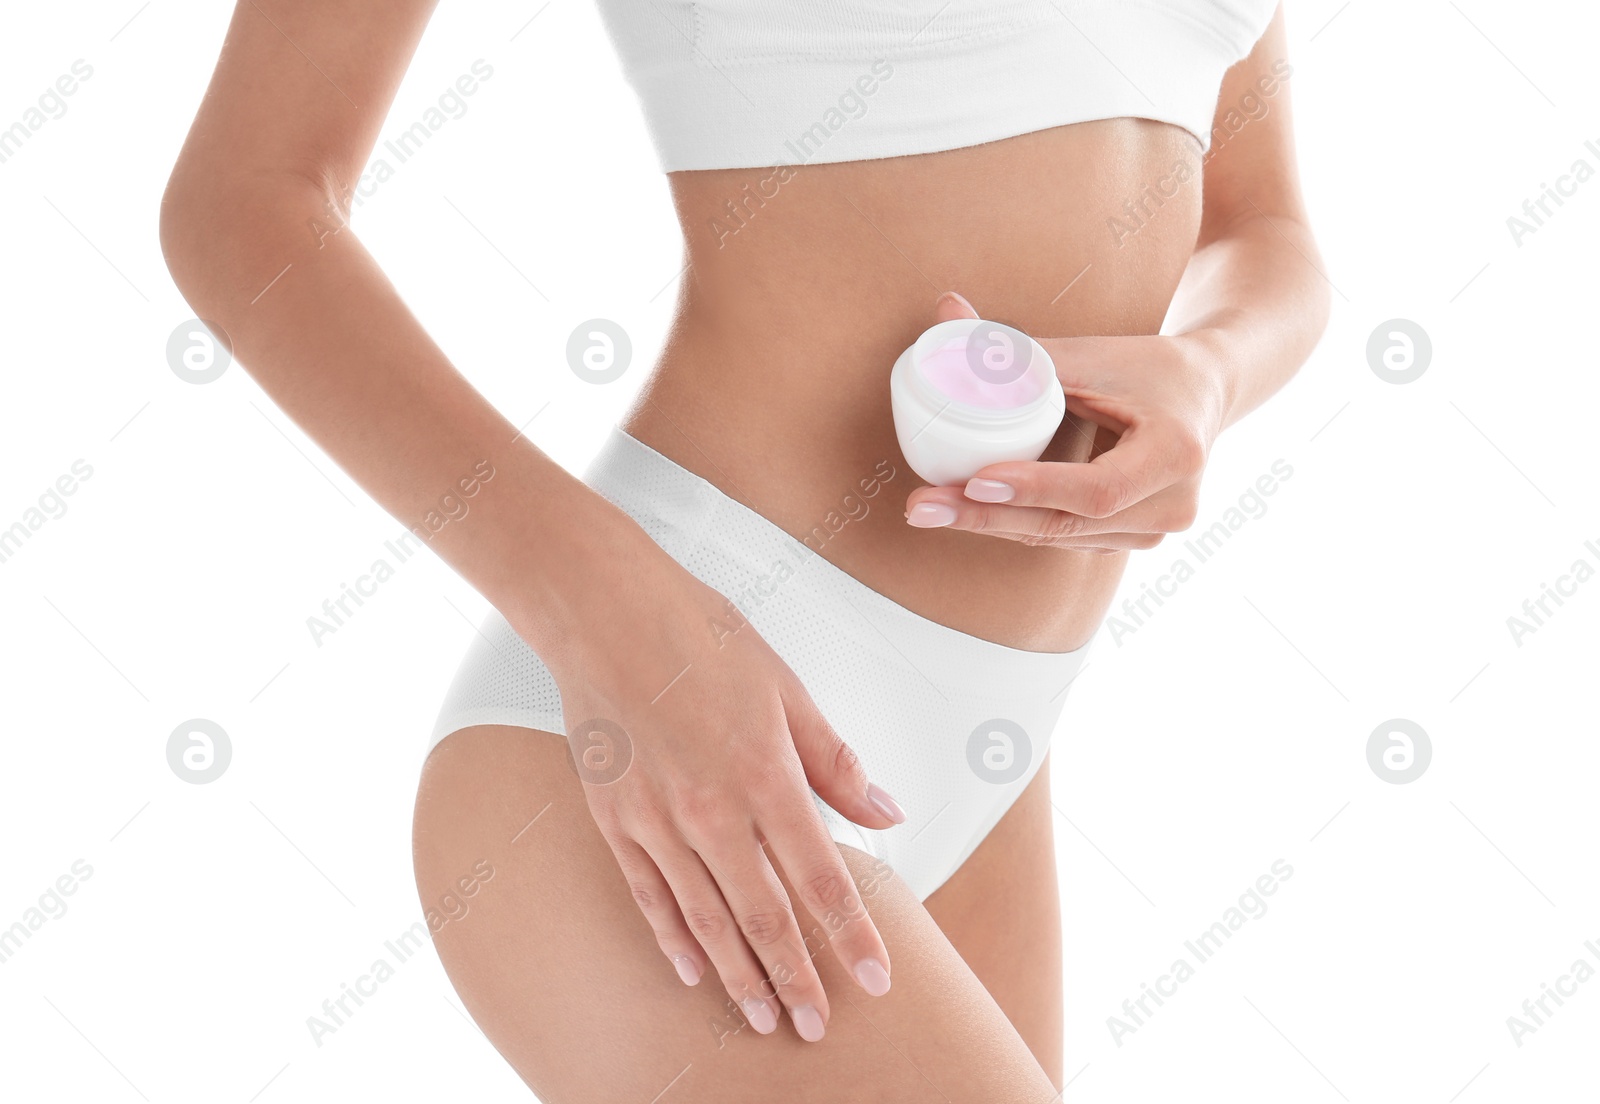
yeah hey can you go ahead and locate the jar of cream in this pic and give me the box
[889,317,1065,486]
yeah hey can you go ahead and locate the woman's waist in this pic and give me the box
[616,373,1119,654]
[613,117,1204,651]
[663,116,1206,339]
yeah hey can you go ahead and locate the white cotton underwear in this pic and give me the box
[424,425,1093,901]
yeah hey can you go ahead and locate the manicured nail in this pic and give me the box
[790,1003,826,1042]
[939,290,976,313]
[907,502,956,527]
[867,782,906,824]
[741,996,779,1034]
[854,958,891,997]
[672,954,701,986]
[965,478,1014,503]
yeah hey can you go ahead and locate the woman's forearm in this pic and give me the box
[159,173,648,664]
[1167,211,1332,434]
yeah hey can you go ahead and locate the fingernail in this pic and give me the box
[854,958,891,997]
[907,502,956,528]
[790,1003,826,1042]
[965,478,1014,503]
[939,290,976,313]
[867,782,906,824]
[672,954,701,986]
[741,996,779,1034]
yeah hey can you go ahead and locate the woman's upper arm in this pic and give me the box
[1196,4,1310,245]
[162,0,439,231]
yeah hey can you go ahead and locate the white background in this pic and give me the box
[2,1,1596,1100]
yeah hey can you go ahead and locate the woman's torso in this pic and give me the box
[620,118,1203,653]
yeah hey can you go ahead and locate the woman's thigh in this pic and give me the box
[413,724,1061,1104]
[924,751,1064,1088]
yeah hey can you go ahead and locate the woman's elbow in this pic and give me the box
[158,159,326,316]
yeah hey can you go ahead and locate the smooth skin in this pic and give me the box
[161,1,1327,1097]
[414,728,1066,1102]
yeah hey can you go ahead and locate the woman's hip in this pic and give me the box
[427,424,1094,899]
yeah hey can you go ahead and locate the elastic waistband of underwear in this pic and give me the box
[582,425,1095,706]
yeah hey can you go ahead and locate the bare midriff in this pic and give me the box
[619,118,1204,654]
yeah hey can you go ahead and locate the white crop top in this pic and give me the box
[592,0,1279,172]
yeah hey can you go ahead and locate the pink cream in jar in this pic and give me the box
[889,318,1064,486]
